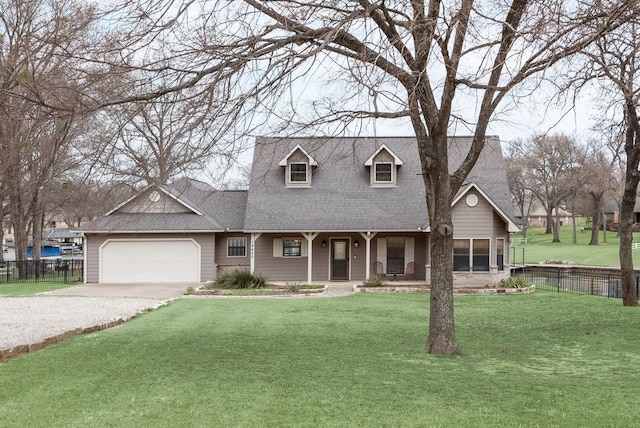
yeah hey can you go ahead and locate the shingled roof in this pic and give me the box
[77,180,247,233]
[79,136,515,234]
[244,135,515,232]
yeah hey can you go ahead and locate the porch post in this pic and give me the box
[302,232,319,283]
[359,231,377,280]
[250,233,262,274]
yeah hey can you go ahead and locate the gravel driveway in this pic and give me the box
[0,283,189,361]
[0,296,163,351]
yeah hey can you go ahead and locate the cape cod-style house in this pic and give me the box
[78,136,518,286]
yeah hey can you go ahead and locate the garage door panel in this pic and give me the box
[101,240,200,283]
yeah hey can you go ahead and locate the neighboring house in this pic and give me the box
[603,199,640,230]
[516,201,581,228]
[78,136,518,285]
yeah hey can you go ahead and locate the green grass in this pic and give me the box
[0,281,79,296]
[513,225,640,266]
[1,292,639,427]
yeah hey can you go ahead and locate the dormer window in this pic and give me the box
[365,144,403,187]
[279,144,318,187]
[290,163,308,183]
[374,162,393,183]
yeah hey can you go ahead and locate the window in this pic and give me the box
[227,238,247,257]
[453,240,470,271]
[387,237,405,274]
[374,162,393,183]
[290,163,308,183]
[473,239,490,272]
[283,238,302,257]
[454,239,490,272]
[497,238,505,271]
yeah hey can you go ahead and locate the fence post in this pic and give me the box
[557,268,561,293]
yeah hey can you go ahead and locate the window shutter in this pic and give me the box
[301,239,308,257]
[273,238,283,257]
[404,237,415,265]
[377,238,387,273]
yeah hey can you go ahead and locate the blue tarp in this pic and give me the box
[26,246,61,258]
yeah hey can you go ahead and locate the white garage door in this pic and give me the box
[100,239,200,283]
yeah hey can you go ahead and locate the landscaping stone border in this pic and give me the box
[356,285,536,295]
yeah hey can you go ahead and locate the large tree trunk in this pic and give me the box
[422,133,459,355]
[619,190,637,305]
[552,208,561,243]
[427,200,457,354]
[590,210,601,245]
[545,210,553,234]
[620,123,640,306]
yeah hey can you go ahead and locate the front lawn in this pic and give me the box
[513,225,640,266]
[1,292,639,427]
[0,281,78,296]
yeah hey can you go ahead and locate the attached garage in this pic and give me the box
[99,239,201,283]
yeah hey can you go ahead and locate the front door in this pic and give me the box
[331,239,349,280]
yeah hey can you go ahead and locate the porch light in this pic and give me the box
[354,240,359,248]
[322,240,327,247]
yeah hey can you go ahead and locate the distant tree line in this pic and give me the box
[505,132,624,246]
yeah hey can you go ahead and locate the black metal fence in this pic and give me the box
[512,265,640,299]
[0,259,83,284]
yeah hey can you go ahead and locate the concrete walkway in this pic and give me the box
[45,282,195,299]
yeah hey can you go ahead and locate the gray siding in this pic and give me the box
[119,192,191,214]
[253,233,307,281]
[215,232,252,275]
[452,190,494,238]
[85,232,215,283]
[252,232,425,282]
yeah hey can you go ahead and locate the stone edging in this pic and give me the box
[356,285,536,295]
[0,299,174,363]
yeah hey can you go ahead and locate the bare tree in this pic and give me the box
[0,0,104,261]
[580,18,640,306]
[100,85,239,186]
[522,134,584,243]
[580,141,617,245]
[98,0,637,354]
[505,143,535,239]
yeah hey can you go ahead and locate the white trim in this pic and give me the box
[302,232,319,283]
[359,232,377,280]
[245,228,425,234]
[364,144,404,166]
[98,238,201,283]
[250,233,262,274]
[78,229,225,234]
[82,232,87,284]
[452,183,520,233]
[278,144,318,167]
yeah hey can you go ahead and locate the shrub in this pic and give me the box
[364,275,386,287]
[500,276,531,288]
[211,270,267,289]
